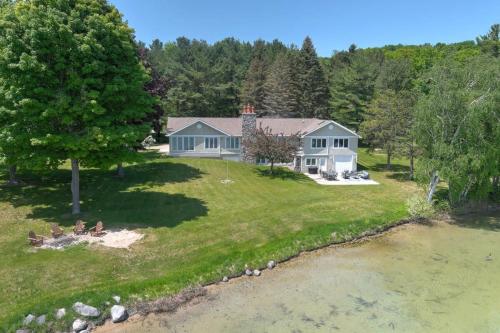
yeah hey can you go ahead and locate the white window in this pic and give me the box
[185,137,195,151]
[205,137,218,149]
[171,136,194,151]
[334,138,349,148]
[171,137,177,151]
[312,138,327,148]
[305,158,317,166]
[226,137,240,149]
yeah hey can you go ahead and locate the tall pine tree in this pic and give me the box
[329,48,384,131]
[241,40,268,115]
[297,37,330,118]
[263,52,300,117]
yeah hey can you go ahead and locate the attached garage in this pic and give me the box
[334,155,354,174]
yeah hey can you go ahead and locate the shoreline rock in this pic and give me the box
[111,305,128,323]
[55,308,66,319]
[35,315,46,325]
[23,314,35,325]
[73,302,100,317]
[72,318,88,332]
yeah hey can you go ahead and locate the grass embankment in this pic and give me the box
[0,149,417,331]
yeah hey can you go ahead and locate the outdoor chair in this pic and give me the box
[90,221,105,237]
[359,171,370,179]
[327,171,337,181]
[28,231,44,247]
[73,220,86,235]
[51,224,64,238]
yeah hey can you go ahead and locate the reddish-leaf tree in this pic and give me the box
[138,46,172,141]
[244,126,301,174]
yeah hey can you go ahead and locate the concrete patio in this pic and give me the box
[304,172,379,186]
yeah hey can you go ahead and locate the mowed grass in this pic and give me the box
[0,149,417,330]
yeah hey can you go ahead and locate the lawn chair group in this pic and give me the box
[321,170,338,181]
[28,220,105,247]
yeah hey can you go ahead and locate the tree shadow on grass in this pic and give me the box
[255,167,310,182]
[0,158,207,228]
[449,210,500,232]
[369,163,410,173]
[357,162,412,182]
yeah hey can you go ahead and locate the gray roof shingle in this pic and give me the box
[166,117,338,136]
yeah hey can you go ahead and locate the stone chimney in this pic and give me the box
[241,104,257,163]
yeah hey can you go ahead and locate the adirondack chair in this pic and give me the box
[28,231,44,246]
[51,224,64,238]
[73,220,86,235]
[90,221,105,237]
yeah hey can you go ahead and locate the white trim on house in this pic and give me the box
[166,120,232,137]
[305,120,361,138]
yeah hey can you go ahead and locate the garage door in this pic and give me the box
[334,155,353,174]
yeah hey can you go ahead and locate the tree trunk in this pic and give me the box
[409,154,414,180]
[8,164,18,185]
[71,159,81,215]
[493,176,499,197]
[427,170,439,203]
[270,161,274,174]
[117,163,125,177]
[386,152,392,169]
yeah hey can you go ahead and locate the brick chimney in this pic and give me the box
[241,104,257,163]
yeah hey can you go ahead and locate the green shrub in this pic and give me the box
[407,195,436,218]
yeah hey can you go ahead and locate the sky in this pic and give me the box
[110,0,500,56]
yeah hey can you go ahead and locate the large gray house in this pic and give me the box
[166,106,360,174]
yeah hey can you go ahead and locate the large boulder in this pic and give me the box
[110,305,128,323]
[72,319,87,332]
[73,302,100,317]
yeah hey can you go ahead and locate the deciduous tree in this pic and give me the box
[415,55,500,204]
[243,126,301,174]
[0,0,153,214]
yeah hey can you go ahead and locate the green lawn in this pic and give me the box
[0,149,418,331]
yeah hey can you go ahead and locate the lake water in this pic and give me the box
[98,213,500,333]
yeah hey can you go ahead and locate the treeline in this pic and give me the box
[142,36,329,119]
